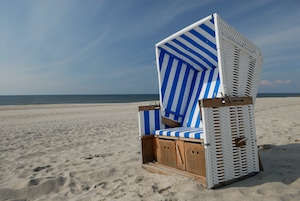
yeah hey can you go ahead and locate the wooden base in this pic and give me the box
[142,162,207,188]
[140,135,260,189]
[142,163,259,189]
[141,135,207,186]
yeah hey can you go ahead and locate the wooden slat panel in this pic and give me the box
[153,136,158,162]
[200,97,253,108]
[162,117,181,128]
[141,136,154,164]
[175,140,186,171]
[139,105,160,111]
[154,135,204,144]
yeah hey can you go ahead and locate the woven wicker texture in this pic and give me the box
[202,104,259,188]
[216,14,263,101]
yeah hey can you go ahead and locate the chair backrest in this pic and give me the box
[181,67,220,128]
[155,13,263,128]
[156,49,221,128]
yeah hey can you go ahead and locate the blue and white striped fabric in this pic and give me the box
[181,67,220,128]
[138,109,166,136]
[157,16,218,72]
[154,14,222,139]
[155,127,204,139]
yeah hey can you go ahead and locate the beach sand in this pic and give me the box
[0,98,299,201]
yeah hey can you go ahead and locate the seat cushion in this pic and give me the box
[155,127,204,139]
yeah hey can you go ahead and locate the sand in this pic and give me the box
[0,98,299,201]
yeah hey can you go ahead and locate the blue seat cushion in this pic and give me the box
[154,127,204,139]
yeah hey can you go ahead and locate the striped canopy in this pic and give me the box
[157,15,218,72]
[156,14,221,128]
[155,13,263,128]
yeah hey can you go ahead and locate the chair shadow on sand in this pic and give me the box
[218,143,300,188]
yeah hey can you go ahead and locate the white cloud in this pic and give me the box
[273,80,292,84]
[260,80,292,86]
[260,80,272,86]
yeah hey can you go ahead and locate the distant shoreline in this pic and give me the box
[257,93,300,98]
[0,93,299,106]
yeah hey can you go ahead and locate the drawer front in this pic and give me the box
[185,142,206,177]
[156,139,177,168]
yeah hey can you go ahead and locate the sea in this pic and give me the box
[0,93,299,106]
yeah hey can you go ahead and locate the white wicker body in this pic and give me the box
[216,15,263,100]
[202,101,259,189]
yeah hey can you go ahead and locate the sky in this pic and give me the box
[0,0,299,95]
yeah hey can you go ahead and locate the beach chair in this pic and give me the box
[138,13,263,189]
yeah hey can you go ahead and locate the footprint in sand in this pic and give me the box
[69,172,90,194]
[135,176,144,184]
[94,181,108,189]
[33,165,51,172]
[256,188,273,196]
[152,185,172,194]
[28,178,41,186]
[4,177,66,200]
[82,153,114,160]
[94,179,126,199]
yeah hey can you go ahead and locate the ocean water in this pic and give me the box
[257,93,300,98]
[0,93,299,106]
[0,94,159,106]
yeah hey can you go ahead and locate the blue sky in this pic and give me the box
[0,0,299,95]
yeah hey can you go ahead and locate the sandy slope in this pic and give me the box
[0,98,299,201]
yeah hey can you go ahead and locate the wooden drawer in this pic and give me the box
[156,139,177,168]
[184,142,206,177]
